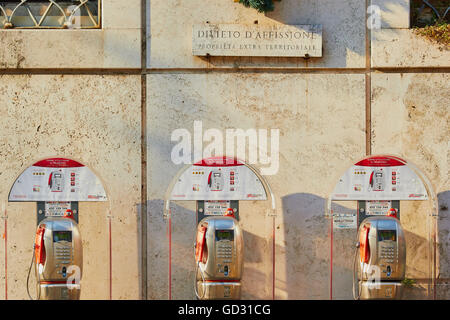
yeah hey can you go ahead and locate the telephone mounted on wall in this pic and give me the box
[194,216,243,300]
[27,211,83,300]
[195,210,237,265]
[354,215,406,300]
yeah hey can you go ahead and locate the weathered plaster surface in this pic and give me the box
[147,73,366,299]
[372,29,450,68]
[0,0,141,69]
[372,73,450,298]
[0,0,448,301]
[0,75,141,299]
[371,0,410,29]
[148,0,365,69]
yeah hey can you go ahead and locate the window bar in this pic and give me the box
[36,1,53,27]
[1,1,101,29]
[83,1,97,27]
[24,3,39,27]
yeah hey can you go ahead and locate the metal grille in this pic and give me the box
[411,0,449,27]
[0,0,101,29]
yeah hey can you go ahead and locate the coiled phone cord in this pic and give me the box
[194,262,206,300]
[352,241,362,300]
[26,245,41,300]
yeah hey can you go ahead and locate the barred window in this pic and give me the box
[0,0,101,29]
[411,0,449,27]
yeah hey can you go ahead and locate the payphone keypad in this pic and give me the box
[379,243,398,277]
[216,242,233,276]
[380,245,396,262]
[54,241,74,278]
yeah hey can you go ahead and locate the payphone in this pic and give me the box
[30,210,83,300]
[194,215,244,300]
[165,156,275,300]
[8,157,108,300]
[353,215,406,300]
[328,155,435,300]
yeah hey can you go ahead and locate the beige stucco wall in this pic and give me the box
[0,0,448,300]
[148,0,366,69]
[371,0,450,67]
[0,0,141,69]
[371,72,450,298]
[0,75,141,299]
[146,73,366,299]
[372,29,450,68]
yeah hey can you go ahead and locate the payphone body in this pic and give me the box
[195,216,243,300]
[168,156,269,300]
[357,216,406,300]
[34,215,83,300]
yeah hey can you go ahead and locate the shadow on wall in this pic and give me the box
[145,199,276,300]
[437,190,450,298]
[143,188,449,300]
[280,191,450,300]
[281,193,342,300]
[146,199,197,300]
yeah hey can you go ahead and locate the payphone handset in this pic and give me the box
[195,224,208,264]
[194,216,243,299]
[359,224,370,264]
[358,216,406,281]
[207,170,224,191]
[369,169,384,191]
[27,215,83,300]
[34,224,47,277]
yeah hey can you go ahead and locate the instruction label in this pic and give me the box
[45,201,71,217]
[204,201,232,216]
[333,213,357,229]
[366,200,391,216]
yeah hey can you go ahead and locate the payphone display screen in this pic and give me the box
[216,230,234,241]
[378,230,396,242]
[53,231,72,242]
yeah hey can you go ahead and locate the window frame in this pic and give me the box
[0,0,102,29]
[410,0,450,28]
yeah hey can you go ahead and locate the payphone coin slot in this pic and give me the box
[386,265,393,277]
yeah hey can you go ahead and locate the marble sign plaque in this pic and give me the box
[193,23,322,57]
